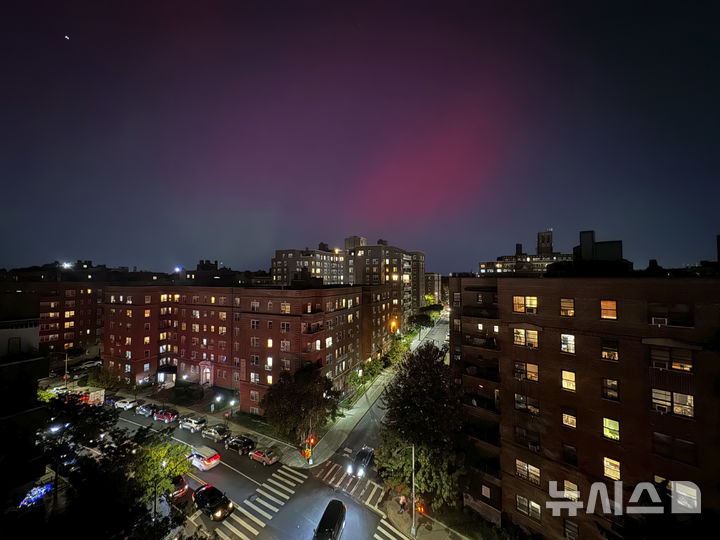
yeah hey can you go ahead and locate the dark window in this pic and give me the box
[602,378,619,401]
[562,444,578,466]
[601,339,619,361]
[564,520,579,540]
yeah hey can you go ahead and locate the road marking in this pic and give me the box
[322,463,340,482]
[244,499,273,520]
[189,509,203,524]
[350,478,363,496]
[220,461,262,486]
[272,472,296,487]
[280,465,307,480]
[333,471,348,488]
[215,527,233,540]
[229,512,259,535]
[381,519,408,539]
[257,488,285,505]
[365,485,379,504]
[374,534,385,540]
[275,468,302,484]
[343,447,353,453]
[261,483,290,500]
[267,477,294,494]
[369,480,383,490]
[187,471,206,485]
[222,518,251,539]
[256,497,279,512]
[236,505,266,527]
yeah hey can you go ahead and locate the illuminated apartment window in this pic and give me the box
[602,378,619,401]
[65,310,75,318]
[513,328,526,346]
[145,295,151,304]
[126,310,132,318]
[561,370,576,392]
[513,362,539,381]
[267,338,273,348]
[280,302,290,314]
[64,321,74,329]
[526,330,538,348]
[560,298,575,317]
[603,418,620,440]
[601,300,617,320]
[250,372,259,383]
[673,393,694,417]
[266,375,273,385]
[266,357,273,370]
[564,480,579,501]
[143,336,150,345]
[561,334,575,354]
[515,459,540,485]
[603,457,621,480]
[670,349,693,372]
[562,408,577,428]
[601,339,619,361]
[513,296,524,312]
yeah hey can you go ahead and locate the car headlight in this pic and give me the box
[228,502,233,508]
[358,467,365,477]
[214,509,222,518]
[347,465,353,474]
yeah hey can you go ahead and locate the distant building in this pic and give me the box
[425,272,442,304]
[271,244,346,286]
[479,231,572,276]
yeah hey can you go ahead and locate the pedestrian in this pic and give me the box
[399,494,407,514]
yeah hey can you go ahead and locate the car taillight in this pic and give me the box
[203,454,220,465]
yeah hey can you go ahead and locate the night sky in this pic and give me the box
[2,1,719,274]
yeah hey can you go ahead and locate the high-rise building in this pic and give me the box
[425,272,442,305]
[271,244,346,286]
[450,233,720,538]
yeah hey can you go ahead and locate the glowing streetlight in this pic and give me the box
[215,395,222,403]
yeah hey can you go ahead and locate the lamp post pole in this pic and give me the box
[411,444,416,537]
[64,352,69,391]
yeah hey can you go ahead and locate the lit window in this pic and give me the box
[603,457,620,480]
[562,409,577,428]
[560,298,575,317]
[144,309,151,318]
[250,372,259,383]
[561,334,575,354]
[603,418,620,440]
[513,296,525,313]
[601,300,617,320]
[143,336,150,345]
[267,375,273,385]
[493,325,499,333]
[478,323,483,330]
[515,459,540,485]
[143,363,150,372]
[601,339,619,361]
[267,338,273,348]
[673,393,694,417]
[325,337,333,348]
[562,370,576,392]
[602,378,619,400]
[564,480,579,501]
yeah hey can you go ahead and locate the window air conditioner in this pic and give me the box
[526,307,537,314]
[651,317,668,326]
[653,404,669,414]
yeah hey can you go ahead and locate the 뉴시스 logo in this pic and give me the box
[546,480,701,516]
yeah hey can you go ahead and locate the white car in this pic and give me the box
[188,445,221,471]
[115,398,138,410]
[80,360,102,369]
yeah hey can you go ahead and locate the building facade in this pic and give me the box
[479,231,572,276]
[101,285,379,413]
[271,245,346,286]
[425,272,442,304]
[450,275,720,538]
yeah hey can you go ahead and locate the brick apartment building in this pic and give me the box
[450,235,720,538]
[102,284,392,413]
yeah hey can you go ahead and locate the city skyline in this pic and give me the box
[3,2,719,273]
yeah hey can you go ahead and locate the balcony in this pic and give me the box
[461,421,500,451]
[461,360,500,383]
[463,336,500,351]
[303,324,324,335]
[463,393,500,416]
[462,306,498,319]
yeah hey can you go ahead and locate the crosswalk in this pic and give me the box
[188,465,308,539]
[374,518,410,540]
[313,459,386,517]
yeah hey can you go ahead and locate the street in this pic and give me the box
[105,314,449,540]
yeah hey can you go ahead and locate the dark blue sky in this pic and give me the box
[2,1,718,274]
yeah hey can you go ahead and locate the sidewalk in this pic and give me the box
[383,496,471,540]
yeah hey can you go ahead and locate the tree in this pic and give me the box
[347,370,362,389]
[409,313,433,329]
[260,366,340,445]
[383,342,461,449]
[424,293,435,306]
[87,366,120,390]
[377,342,466,509]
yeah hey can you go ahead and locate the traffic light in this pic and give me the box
[307,435,317,446]
[416,503,426,515]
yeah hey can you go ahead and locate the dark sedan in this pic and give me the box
[201,424,231,442]
[192,485,233,521]
[347,446,374,478]
[135,403,159,417]
[225,435,255,455]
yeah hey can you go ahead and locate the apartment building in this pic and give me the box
[271,244,346,286]
[450,272,720,539]
[479,230,572,276]
[101,285,367,413]
[425,272,442,304]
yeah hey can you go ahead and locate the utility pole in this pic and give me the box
[64,352,69,391]
[411,444,416,537]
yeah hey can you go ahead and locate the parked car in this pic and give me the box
[135,403,159,417]
[188,445,221,471]
[169,474,188,499]
[201,424,231,442]
[179,415,207,433]
[225,435,255,455]
[104,394,119,407]
[79,359,102,369]
[249,448,279,466]
[313,499,346,540]
[192,484,233,521]
[153,408,179,423]
[347,446,374,478]
[115,398,138,410]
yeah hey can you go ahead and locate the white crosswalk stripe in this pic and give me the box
[379,518,410,539]
[236,504,266,528]
[267,477,294,494]
[255,496,279,512]
[322,463,340,481]
[272,472,297,487]
[222,519,251,540]
[261,482,291,500]
[214,527,234,540]
[244,499,273,520]
[257,487,285,505]
[229,511,259,535]
[280,465,307,480]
